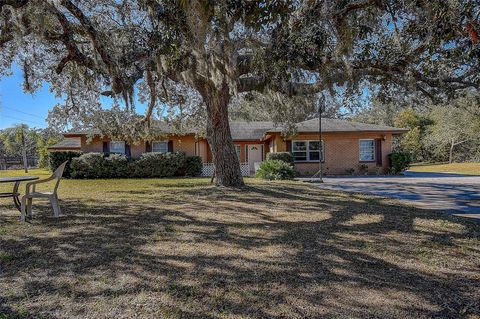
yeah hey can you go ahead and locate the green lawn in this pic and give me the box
[0,168,51,178]
[409,162,480,175]
[0,170,479,318]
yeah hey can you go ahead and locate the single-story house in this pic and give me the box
[48,118,408,176]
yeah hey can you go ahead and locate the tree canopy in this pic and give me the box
[1,0,479,185]
[354,91,480,163]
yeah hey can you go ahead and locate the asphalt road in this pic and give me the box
[307,171,480,219]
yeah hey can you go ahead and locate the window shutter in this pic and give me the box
[145,141,152,152]
[103,141,110,153]
[375,139,382,166]
[286,140,292,153]
[125,142,131,158]
[168,140,174,152]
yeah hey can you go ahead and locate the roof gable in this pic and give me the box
[229,121,274,140]
[48,137,81,150]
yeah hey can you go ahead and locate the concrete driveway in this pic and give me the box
[306,172,480,219]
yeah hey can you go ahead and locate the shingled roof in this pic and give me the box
[63,122,197,137]
[48,137,81,150]
[267,118,408,134]
[58,118,406,143]
[64,129,102,136]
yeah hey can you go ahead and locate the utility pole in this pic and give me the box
[311,95,324,183]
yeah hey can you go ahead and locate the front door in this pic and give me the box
[247,144,263,174]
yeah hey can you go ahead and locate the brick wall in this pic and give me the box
[269,132,394,176]
[80,134,197,159]
[76,131,396,175]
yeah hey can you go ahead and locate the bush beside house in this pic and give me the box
[266,152,294,165]
[132,152,186,178]
[48,151,82,178]
[388,152,412,174]
[256,159,295,180]
[51,151,202,179]
[70,153,131,178]
[183,156,203,177]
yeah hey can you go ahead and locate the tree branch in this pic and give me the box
[236,54,254,75]
[333,0,381,23]
[352,60,480,91]
[237,76,320,96]
[0,0,28,9]
[453,139,470,146]
[142,70,157,123]
[0,33,13,47]
[60,0,114,72]
[46,4,96,74]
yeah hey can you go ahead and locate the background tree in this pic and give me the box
[393,109,432,162]
[352,90,480,163]
[36,129,61,168]
[425,99,480,163]
[1,1,479,186]
[0,124,38,172]
[0,125,60,170]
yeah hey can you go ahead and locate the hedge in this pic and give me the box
[132,152,186,178]
[70,153,130,179]
[48,151,82,178]
[183,155,203,177]
[68,152,203,179]
[266,152,294,165]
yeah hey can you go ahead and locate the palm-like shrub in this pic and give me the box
[266,152,294,165]
[255,159,295,180]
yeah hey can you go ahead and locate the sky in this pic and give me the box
[0,64,366,130]
[0,64,148,130]
[0,65,62,129]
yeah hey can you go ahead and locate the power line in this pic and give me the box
[0,106,46,120]
[0,114,45,127]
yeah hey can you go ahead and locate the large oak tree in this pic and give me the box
[1,0,479,186]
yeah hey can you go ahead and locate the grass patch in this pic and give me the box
[409,162,480,175]
[0,170,479,318]
[0,250,15,263]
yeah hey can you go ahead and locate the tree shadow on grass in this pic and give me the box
[0,182,479,318]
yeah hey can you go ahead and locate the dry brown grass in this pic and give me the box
[0,175,479,319]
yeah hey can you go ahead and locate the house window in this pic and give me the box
[152,141,168,153]
[292,140,324,162]
[235,145,241,161]
[359,139,375,161]
[110,141,125,154]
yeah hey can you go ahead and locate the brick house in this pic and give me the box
[48,118,407,176]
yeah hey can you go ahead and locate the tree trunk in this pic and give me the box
[449,140,454,164]
[22,148,28,173]
[203,82,244,187]
[21,133,28,173]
